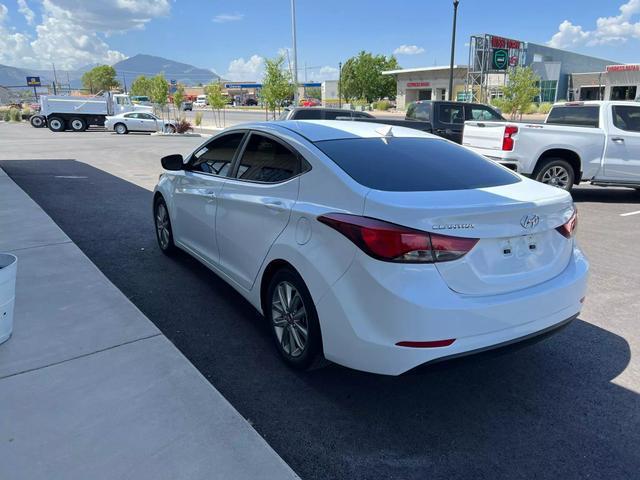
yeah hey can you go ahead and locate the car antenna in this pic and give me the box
[375,125,394,143]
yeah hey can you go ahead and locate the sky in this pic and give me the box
[0,0,639,81]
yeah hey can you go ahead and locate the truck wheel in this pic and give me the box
[69,117,87,132]
[30,115,45,128]
[114,123,128,135]
[48,117,65,132]
[534,158,575,192]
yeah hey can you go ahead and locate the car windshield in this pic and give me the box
[314,137,521,192]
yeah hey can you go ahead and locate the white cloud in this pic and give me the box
[548,0,640,48]
[0,0,170,70]
[213,12,244,23]
[225,54,264,81]
[393,44,425,55]
[313,66,339,81]
[17,0,35,25]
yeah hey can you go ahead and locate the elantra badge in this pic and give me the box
[520,214,540,229]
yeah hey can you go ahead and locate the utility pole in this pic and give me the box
[122,73,128,94]
[338,62,342,108]
[52,63,59,95]
[290,0,299,105]
[448,0,460,101]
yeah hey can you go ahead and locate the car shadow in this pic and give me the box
[572,185,639,204]
[1,158,638,480]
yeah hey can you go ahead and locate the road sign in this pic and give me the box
[26,76,41,86]
[492,49,508,70]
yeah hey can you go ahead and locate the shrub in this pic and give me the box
[524,103,539,115]
[175,118,193,134]
[9,108,21,122]
[373,100,391,111]
[538,102,553,114]
[194,111,203,127]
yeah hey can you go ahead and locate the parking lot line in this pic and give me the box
[620,210,640,217]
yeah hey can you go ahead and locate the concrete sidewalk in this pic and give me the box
[0,167,298,480]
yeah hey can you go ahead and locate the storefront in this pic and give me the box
[571,65,640,101]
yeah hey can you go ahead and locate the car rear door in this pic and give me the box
[604,104,640,181]
[215,131,304,290]
[172,132,246,265]
[139,113,159,132]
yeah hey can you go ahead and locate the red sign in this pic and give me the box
[491,36,521,50]
[606,64,640,72]
[509,56,519,67]
[407,82,430,87]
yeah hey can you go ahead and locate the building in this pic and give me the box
[382,65,468,110]
[467,34,616,103]
[570,64,640,101]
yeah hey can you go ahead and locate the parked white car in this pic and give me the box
[153,121,588,375]
[105,112,177,134]
[463,101,640,192]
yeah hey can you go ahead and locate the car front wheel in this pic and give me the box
[154,197,177,255]
[266,268,323,370]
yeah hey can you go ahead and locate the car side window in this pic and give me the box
[292,109,319,120]
[438,104,464,124]
[190,132,245,176]
[236,133,301,183]
[612,105,640,132]
[468,106,502,121]
[140,113,155,120]
[124,113,138,118]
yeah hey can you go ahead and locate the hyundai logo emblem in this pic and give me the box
[520,214,540,229]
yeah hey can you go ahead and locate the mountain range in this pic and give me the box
[0,54,221,89]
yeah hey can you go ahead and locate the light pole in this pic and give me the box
[448,0,459,101]
[338,61,342,108]
[290,0,299,105]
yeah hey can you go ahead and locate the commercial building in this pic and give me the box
[571,64,640,101]
[384,34,617,109]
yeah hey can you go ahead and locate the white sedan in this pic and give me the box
[105,112,176,134]
[152,121,589,375]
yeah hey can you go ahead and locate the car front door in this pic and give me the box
[604,104,640,181]
[139,113,160,132]
[216,132,304,290]
[172,132,246,265]
[435,103,465,143]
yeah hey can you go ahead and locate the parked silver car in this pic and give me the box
[105,112,177,134]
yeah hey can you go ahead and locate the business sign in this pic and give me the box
[606,64,640,72]
[493,49,509,70]
[224,83,262,89]
[26,76,41,86]
[407,81,431,87]
[491,36,521,50]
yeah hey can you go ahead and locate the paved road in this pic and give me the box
[1,124,639,479]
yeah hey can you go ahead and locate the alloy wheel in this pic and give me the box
[541,165,570,189]
[271,281,309,358]
[155,203,170,249]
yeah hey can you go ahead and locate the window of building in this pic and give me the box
[536,80,558,103]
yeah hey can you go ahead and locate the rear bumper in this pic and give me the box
[315,246,589,375]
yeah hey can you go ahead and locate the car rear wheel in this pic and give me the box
[266,268,323,370]
[69,117,87,132]
[154,197,176,255]
[534,158,575,192]
[48,116,65,132]
[164,124,176,134]
[114,123,128,135]
[30,115,45,128]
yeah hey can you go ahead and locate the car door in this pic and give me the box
[434,103,465,143]
[172,132,246,265]
[123,113,140,131]
[604,104,640,181]
[139,113,159,132]
[216,131,305,290]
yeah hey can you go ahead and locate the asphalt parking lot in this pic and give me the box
[1,123,639,479]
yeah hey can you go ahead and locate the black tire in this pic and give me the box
[533,157,575,192]
[114,123,128,135]
[266,267,323,370]
[30,115,45,128]
[153,197,177,255]
[165,124,176,134]
[69,117,87,132]
[48,116,65,132]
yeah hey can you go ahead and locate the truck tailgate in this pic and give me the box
[462,121,507,151]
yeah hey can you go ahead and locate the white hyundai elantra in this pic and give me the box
[153,120,589,375]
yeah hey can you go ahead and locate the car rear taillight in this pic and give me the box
[556,209,578,239]
[317,213,478,263]
[502,125,518,151]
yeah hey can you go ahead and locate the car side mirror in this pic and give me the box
[161,154,184,171]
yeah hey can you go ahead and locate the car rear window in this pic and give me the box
[314,137,520,192]
[546,106,600,127]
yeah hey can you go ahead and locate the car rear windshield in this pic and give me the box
[314,137,521,192]
[546,106,600,127]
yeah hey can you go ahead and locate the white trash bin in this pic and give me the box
[0,253,17,345]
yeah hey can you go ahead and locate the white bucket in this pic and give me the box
[0,253,17,345]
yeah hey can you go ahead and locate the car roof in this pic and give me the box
[235,120,437,142]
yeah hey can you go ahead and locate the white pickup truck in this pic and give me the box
[462,101,640,192]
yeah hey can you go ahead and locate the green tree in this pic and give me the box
[81,65,119,94]
[261,55,294,118]
[205,82,227,127]
[149,74,169,120]
[340,52,399,103]
[499,67,540,120]
[130,75,152,97]
[172,84,185,119]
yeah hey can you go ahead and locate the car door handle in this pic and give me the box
[262,199,286,211]
[611,137,625,143]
